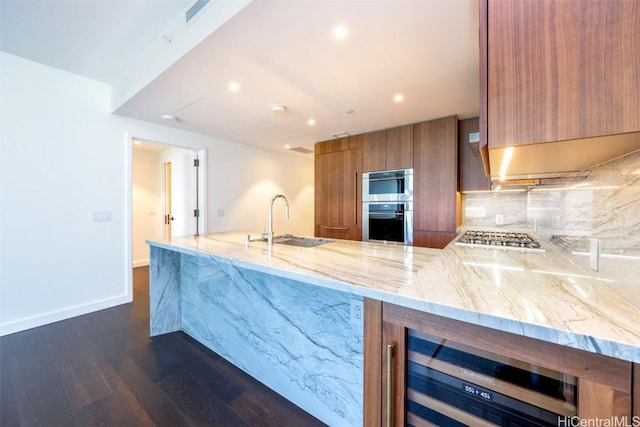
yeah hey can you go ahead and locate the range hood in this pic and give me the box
[490,176,588,191]
[487,131,640,180]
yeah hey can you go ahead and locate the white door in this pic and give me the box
[160,148,198,238]
[163,161,173,239]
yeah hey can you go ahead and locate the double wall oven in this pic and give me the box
[362,169,413,245]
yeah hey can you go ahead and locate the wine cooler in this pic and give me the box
[406,329,577,426]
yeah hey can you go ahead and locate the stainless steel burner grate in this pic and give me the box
[454,230,545,252]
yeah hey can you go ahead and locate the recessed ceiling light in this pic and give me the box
[162,114,178,121]
[228,82,240,92]
[333,25,348,40]
[307,118,316,126]
[284,144,291,149]
[393,94,404,103]
[271,104,287,113]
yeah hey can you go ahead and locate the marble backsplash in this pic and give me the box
[462,149,640,305]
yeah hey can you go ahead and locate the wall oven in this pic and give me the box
[363,169,413,245]
[363,202,413,245]
[362,169,413,202]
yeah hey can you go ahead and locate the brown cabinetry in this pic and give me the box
[459,117,490,192]
[314,137,362,241]
[364,299,634,426]
[413,116,459,249]
[479,0,640,176]
[362,130,386,172]
[315,118,459,247]
[362,125,413,172]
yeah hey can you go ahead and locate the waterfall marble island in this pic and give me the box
[147,231,640,426]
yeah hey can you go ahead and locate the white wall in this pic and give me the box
[132,148,163,266]
[207,139,315,237]
[0,52,314,335]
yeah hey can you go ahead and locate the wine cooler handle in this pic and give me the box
[386,343,394,427]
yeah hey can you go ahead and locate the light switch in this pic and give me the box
[91,210,111,222]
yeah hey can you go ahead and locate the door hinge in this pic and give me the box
[194,209,200,218]
[194,159,200,167]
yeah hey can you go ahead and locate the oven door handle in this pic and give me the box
[368,212,405,216]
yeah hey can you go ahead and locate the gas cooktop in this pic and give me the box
[454,230,545,253]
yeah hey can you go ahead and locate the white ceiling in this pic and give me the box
[0,0,193,84]
[1,0,480,156]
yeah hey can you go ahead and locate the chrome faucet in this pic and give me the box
[264,194,289,247]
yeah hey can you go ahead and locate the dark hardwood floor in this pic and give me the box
[0,267,326,427]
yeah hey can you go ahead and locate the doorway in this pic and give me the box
[127,136,206,302]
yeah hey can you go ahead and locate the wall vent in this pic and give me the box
[186,0,210,23]
[288,147,314,154]
[331,132,350,139]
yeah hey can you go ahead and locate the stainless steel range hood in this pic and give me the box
[488,131,640,181]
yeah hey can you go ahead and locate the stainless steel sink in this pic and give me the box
[249,234,333,248]
[275,235,333,248]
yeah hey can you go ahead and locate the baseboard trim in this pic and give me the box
[0,294,131,337]
[133,259,149,268]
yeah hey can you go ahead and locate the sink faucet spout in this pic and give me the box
[266,194,289,247]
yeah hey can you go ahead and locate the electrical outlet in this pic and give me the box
[589,238,600,272]
[350,299,363,325]
[495,214,504,225]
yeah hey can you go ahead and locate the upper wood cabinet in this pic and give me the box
[481,0,640,150]
[459,118,490,192]
[315,136,362,241]
[385,125,413,171]
[362,125,413,172]
[362,131,386,172]
[413,116,459,248]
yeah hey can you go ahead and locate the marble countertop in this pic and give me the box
[147,230,640,363]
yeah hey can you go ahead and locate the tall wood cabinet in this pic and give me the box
[479,0,640,172]
[364,299,635,426]
[362,125,413,172]
[413,116,460,249]
[314,136,362,241]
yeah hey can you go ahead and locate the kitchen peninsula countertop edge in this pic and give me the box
[147,231,640,363]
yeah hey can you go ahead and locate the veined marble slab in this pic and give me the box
[148,231,640,364]
[149,246,181,336]
[462,149,640,310]
[150,247,363,427]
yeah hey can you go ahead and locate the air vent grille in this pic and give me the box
[332,132,350,139]
[288,147,314,154]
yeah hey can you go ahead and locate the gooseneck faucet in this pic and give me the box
[266,194,289,248]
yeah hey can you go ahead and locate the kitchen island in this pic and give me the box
[147,231,640,425]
